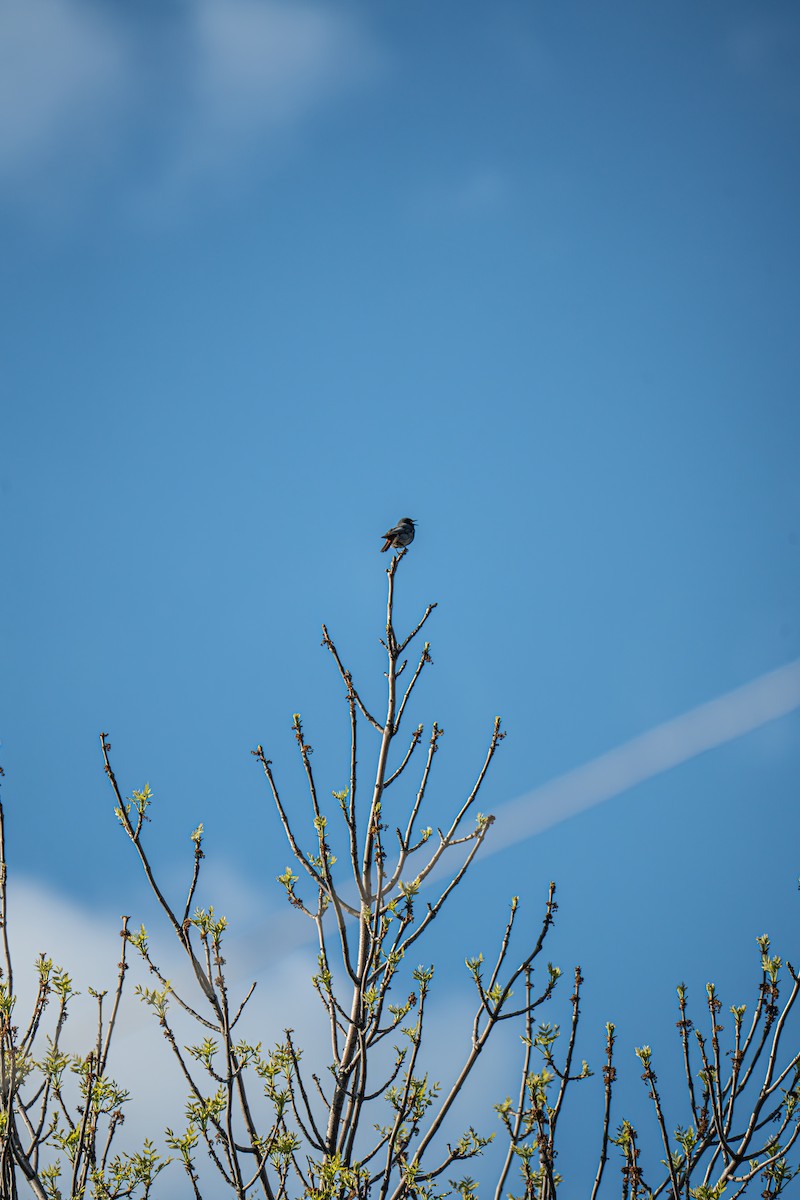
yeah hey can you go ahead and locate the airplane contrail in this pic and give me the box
[171,653,800,992]
[224,658,800,963]
[482,658,800,858]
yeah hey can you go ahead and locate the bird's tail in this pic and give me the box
[380,539,392,552]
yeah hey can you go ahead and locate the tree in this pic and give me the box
[1,552,799,1198]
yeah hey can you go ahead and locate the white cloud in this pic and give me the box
[0,0,378,213]
[5,871,505,1197]
[6,874,325,1196]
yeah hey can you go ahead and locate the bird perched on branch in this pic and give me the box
[381,517,416,553]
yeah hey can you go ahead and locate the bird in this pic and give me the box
[381,517,416,553]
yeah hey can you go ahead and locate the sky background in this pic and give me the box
[2,0,800,1193]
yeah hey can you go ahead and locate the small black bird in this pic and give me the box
[381,517,416,553]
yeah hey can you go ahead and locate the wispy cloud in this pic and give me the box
[0,0,379,214]
[724,12,800,112]
[0,0,126,181]
[146,0,378,208]
[411,167,511,221]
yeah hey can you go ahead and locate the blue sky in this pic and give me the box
[2,0,800,1189]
